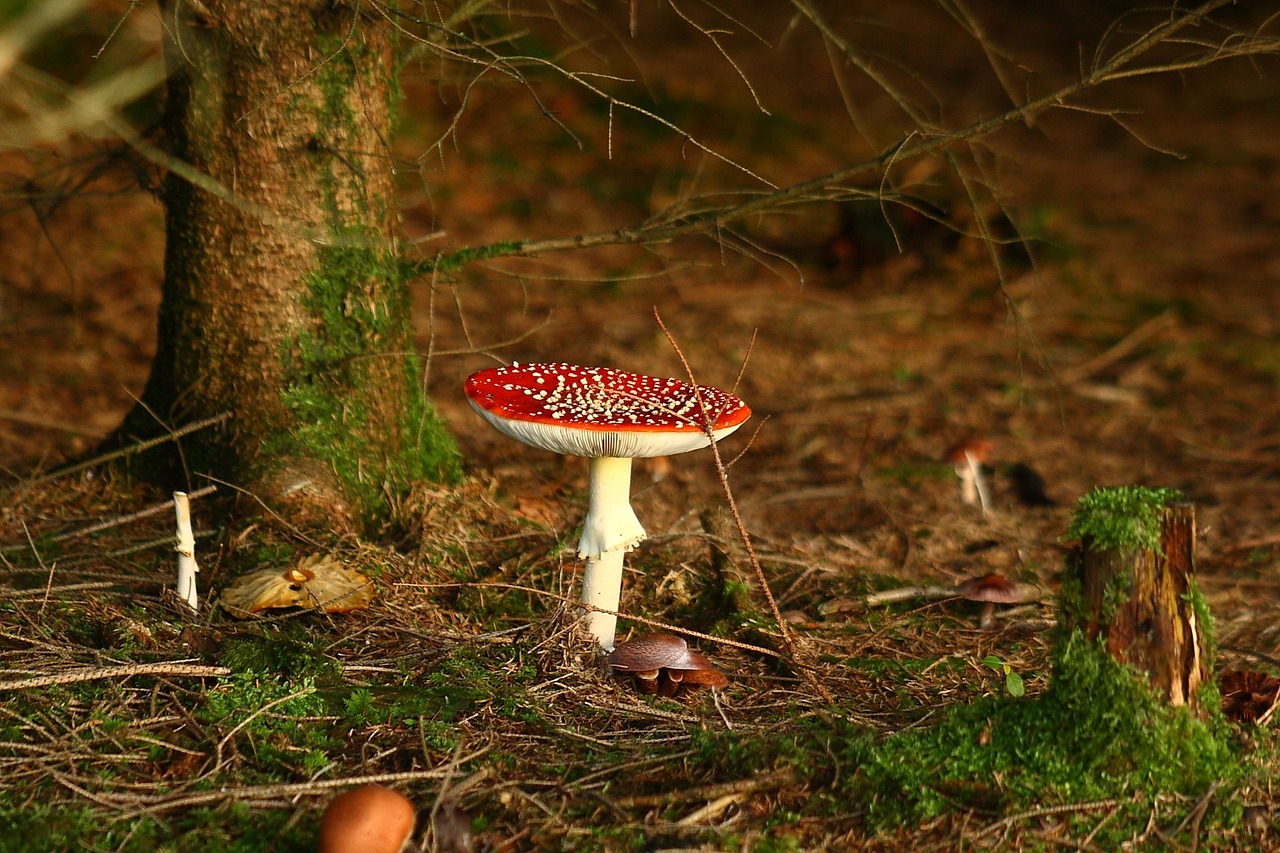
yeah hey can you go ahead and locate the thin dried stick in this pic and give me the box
[22,484,218,547]
[89,756,491,817]
[1047,309,1177,386]
[650,311,792,647]
[975,798,1123,840]
[0,662,230,692]
[650,312,838,703]
[611,769,796,809]
[8,413,229,491]
[399,579,782,658]
[865,585,958,606]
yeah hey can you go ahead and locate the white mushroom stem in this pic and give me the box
[578,456,646,650]
[581,547,627,652]
[958,450,991,514]
[579,457,646,557]
[173,491,198,613]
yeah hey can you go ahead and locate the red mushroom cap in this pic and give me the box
[943,438,994,465]
[465,363,751,459]
[954,573,1031,604]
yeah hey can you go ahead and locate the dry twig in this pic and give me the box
[0,662,230,692]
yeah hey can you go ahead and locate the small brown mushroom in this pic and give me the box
[607,633,728,696]
[660,648,729,695]
[607,633,689,693]
[943,439,994,513]
[318,784,416,853]
[665,648,729,692]
[674,664,730,690]
[955,573,1037,629]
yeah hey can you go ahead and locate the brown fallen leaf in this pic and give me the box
[220,553,375,618]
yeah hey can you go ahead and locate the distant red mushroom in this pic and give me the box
[943,439,994,513]
[955,572,1038,629]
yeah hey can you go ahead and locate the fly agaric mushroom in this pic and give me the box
[954,572,1037,629]
[943,439,994,513]
[318,785,416,853]
[465,363,751,650]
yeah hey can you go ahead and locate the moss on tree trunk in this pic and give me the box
[119,0,457,527]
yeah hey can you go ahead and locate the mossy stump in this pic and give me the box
[1064,489,1209,713]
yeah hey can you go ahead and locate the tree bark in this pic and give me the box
[1066,503,1209,712]
[119,0,456,526]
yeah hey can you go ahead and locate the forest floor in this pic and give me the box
[2,1,1280,851]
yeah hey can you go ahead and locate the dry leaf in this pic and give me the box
[1221,669,1280,725]
[220,553,375,618]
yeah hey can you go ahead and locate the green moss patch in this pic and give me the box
[1065,485,1184,552]
[279,235,460,520]
[853,629,1234,832]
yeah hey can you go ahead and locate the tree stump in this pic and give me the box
[1063,489,1209,713]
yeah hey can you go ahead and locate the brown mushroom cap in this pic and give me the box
[679,667,730,689]
[664,648,730,691]
[664,648,718,673]
[606,633,689,673]
[954,573,1035,604]
[318,785,416,853]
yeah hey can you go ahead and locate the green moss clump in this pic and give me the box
[1064,485,1183,552]
[0,801,315,853]
[852,628,1234,831]
[404,240,527,277]
[219,626,342,685]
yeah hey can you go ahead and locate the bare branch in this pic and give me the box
[407,0,1268,279]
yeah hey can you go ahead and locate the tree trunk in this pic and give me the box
[119,0,456,527]
[1065,500,1209,713]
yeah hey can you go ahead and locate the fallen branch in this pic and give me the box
[864,585,958,606]
[609,769,797,809]
[0,662,230,691]
[408,1,1268,278]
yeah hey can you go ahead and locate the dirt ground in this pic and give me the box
[2,1,1280,849]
